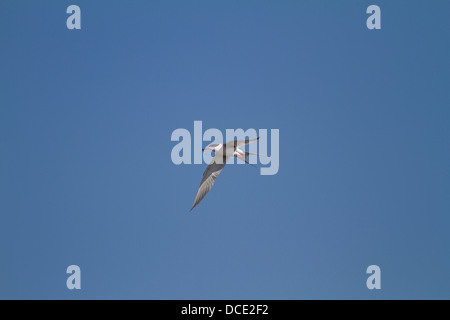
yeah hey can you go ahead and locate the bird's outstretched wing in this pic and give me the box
[232,136,260,148]
[190,158,226,211]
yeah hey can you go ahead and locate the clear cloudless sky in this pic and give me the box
[1,0,449,299]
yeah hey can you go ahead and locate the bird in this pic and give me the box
[190,137,261,211]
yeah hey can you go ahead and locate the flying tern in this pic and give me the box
[190,137,261,211]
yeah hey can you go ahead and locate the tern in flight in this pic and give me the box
[190,137,261,211]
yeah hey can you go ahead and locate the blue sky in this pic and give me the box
[1,1,449,299]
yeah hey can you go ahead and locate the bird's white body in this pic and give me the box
[210,143,242,164]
